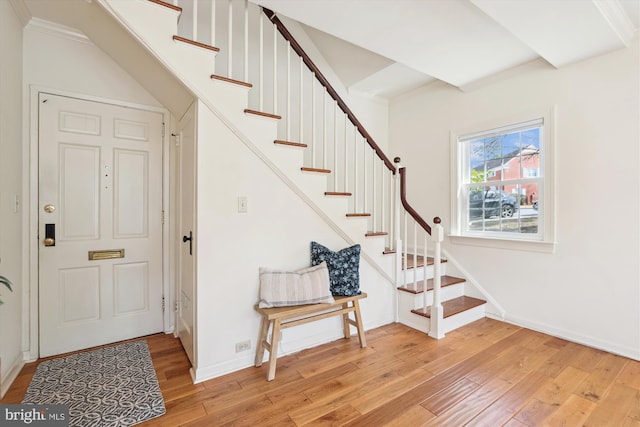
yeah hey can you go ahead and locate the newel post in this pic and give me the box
[393,158,403,291]
[429,217,445,339]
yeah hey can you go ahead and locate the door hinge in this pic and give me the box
[174,301,179,312]
[161,210,165,225]
[162,297,165,312]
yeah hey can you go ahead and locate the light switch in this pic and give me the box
[238,196,248,213]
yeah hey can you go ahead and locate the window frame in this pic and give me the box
[450,107,556,253]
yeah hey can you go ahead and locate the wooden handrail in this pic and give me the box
[262,8,396,173]
[399,166,432,235]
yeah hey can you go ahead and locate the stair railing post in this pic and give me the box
[393,158,402,290]
[429,217,445,339]
[392,158,403,323]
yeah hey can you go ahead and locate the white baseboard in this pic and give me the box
[489,313,640,361]
[1,355,25,399]
[192,316,395,384]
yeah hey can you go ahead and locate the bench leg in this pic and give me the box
[255,316,270,367]
[266,319,282,381]
[353,299,367,348]
[342,302,351,339]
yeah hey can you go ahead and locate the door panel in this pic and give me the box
[177,102,196,365]
[114,262,149,315]
[59,266,101,323]
[59,144,100,240]
[114,149,149,238]
[39,93,164,357]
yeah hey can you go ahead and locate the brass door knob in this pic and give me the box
[44,204,56,213]
[44,237,55,246]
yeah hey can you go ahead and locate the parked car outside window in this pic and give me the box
[469,190,520,219]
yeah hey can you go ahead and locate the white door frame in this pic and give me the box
[26,86,173,361]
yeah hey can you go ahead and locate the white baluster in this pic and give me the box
[412,222,417,291]
[227,0,232,77]
[372,153,376,231]
[286,41,291,141]
[259,13,263,110]
[322,91,327,169]
[333,102,338,190]
[429,217,445,339]
[244,0,248,82]
[311,78,316,167]
[403,211,408,287]
[344,114,348,192]
[353,128,358,212]
[381,164,385,244]
[192,0,198,41]
[299,57,303,143]
[363,140,368,214]
[210,0,216,48]
[273,24,277,114]
[423,233,428,311]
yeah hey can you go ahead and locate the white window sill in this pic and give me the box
[449,234,556,253]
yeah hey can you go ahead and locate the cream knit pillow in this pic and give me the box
[258,262,335,308]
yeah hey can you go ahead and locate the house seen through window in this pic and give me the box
[457,118,544,239]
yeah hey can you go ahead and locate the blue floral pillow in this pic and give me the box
[310,241,361,296]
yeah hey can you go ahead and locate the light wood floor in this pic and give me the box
[2,318,639,426]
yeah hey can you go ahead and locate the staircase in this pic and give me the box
[100,0,486,340]
[397,255,486,335]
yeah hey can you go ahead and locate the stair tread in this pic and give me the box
[397,275,465,294]
[275,140,307,148]
[402,254,447,270]
[325,191,352,196]
[383,249,396,255]
[366,231,388,237]
[173,35,219,52]
[244,109,282,120]
[346,213,371,217]
[211,74,252,87]
[148,0,182,12]
[301,167,331,174]
[411,296,486,319]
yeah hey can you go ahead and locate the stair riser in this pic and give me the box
[398,302,486,336]
[441,304,486,334]
[400,263,448,284]
[397,310,430,334]
[173,40,219,73]
[397,282,464,311]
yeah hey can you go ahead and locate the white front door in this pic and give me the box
[177,103,196,365]
[38,93,164,357]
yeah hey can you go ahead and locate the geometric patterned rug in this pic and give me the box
[22,340,166,427]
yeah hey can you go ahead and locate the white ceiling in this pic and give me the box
[253,0,639,98]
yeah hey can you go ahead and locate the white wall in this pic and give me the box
[0,0,25,397]
[390,39,640,359]
[192,101,394,381]
[24,21,162,107]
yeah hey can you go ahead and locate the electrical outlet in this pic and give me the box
[235,340,251,353]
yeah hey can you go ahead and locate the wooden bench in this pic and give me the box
[254,293,367,381]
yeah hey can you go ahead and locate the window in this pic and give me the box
[450,109,555,252]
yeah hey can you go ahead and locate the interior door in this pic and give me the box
[177,102,196,365]
[38,93,164,357]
